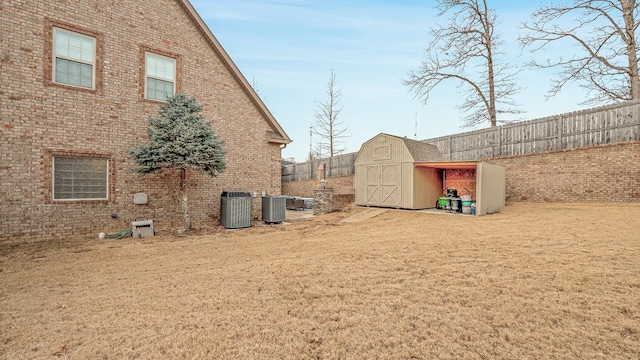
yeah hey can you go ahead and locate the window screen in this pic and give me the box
[146,52,175,101]
[53,156,108,200]
[53,28,95,89]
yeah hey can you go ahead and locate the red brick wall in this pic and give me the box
[282,175,354,197]
[489,141,640,202]
[282,141,640,205]
[1,0,284,242]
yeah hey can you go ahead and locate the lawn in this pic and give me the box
[1,202,639,359]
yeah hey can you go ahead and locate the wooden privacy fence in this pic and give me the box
[281,152,358,182]
[425,100,640,161]
[282,101,640,181]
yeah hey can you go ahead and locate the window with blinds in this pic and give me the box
[145,52,175,101]
[53,156,108,200]
[53,27,95,89]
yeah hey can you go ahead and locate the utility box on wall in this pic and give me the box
[132,219,154,238]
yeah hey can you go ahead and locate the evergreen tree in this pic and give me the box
[129,94,226,230]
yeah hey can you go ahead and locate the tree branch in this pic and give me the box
[520,0,640,102]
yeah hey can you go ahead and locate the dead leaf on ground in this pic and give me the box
[52,344,67,356]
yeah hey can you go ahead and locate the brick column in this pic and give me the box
[313,189,333,215]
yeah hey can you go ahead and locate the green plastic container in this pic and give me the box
[438,196,448,208]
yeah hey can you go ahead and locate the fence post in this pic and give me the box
[497,126,502,157]
[351,153,356,174]
[556,116,563,150]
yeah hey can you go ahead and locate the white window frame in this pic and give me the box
[52,156,109,201]
[52,27,96,89]
[145,52,176,101]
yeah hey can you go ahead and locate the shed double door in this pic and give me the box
[365,164,399,207]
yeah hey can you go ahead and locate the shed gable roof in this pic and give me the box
[355,133,444,165]
[400,136,444,162]
[177,0,291,144]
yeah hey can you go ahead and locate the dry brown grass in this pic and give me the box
[1,202,639,359]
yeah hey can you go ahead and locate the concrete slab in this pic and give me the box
[285,209,314,221]
[414,208,475,216]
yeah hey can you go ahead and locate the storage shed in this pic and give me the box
[354,133,505,215]
[354,133,444,209]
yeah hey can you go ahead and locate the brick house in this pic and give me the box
[0,0,291,242]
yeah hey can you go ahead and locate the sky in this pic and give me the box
[189,0,591,162]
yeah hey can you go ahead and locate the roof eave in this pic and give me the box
[269,138,292,145]
[415,161,479,169]
[177,0,292,144]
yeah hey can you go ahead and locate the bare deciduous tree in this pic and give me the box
[520,0,640,104]
[405,0,522,128]
[251,77,267,104]
[312,69,348,157]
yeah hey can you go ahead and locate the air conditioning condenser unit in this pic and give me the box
[262,196,285,224]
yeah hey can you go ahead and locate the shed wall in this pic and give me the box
[476,162,506,215]
[413,167,442,209]
[445,169,476,200]
[400,162,415,208]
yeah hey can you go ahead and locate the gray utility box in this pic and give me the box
[262,196,285,224]
[132,219,154,238]
[220,191,252,229]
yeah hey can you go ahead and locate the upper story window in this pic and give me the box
[145,52,175,101]
[53,27,95,89]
